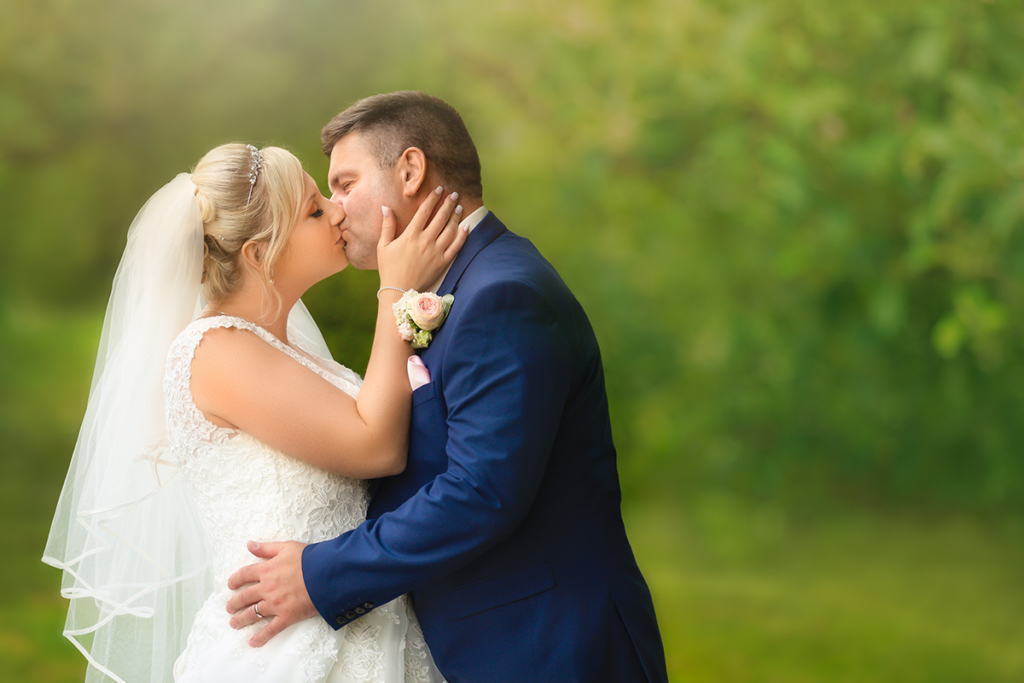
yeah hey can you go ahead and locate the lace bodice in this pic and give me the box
[162,316,443,683]
[164,315,369,583]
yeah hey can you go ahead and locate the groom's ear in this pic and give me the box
[396,147,427,197]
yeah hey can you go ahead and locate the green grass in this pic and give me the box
[5,309,1024,682]
[625,495,1024,682]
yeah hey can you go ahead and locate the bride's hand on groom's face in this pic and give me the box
[377,186,469,292]
[226,540,319,647]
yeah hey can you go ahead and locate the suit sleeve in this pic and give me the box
[301,278,573,627]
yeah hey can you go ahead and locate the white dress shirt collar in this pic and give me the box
[430,206,488,292]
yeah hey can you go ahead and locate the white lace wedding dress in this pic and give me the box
[163,315,444,683]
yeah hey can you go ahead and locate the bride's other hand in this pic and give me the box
[377,186,469,292]
[226,540,317,647]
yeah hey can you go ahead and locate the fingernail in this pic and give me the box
[461,221,470,232]
[381,206,390,217]
[450,192,459,201]
[251,541,260,549]
[455,205,464,215]
[435,186,443,195]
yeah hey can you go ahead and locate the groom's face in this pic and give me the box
[327,132,404,270]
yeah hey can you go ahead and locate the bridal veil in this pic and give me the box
[43,172,332,682]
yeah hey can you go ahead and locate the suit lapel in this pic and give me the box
[438,212,506,297]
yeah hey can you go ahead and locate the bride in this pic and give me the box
[43,143,468,682]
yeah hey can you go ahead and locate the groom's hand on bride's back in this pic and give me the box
[226,540,319,647]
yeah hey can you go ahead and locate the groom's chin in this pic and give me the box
[340,248,376,271]
[347,257,378,272]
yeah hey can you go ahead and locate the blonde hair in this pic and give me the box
[191,143,305,313]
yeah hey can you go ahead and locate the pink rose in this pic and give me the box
[409,292,446,330]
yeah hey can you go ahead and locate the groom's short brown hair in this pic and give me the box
[321,91,483,199]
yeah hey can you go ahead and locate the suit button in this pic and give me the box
[345,610,356,619]
[362,602,374,610]
[354,607,365,614]
[335,616,345,625]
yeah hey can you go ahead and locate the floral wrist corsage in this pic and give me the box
[393,290,454,349]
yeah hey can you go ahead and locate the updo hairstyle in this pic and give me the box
[191,144,305,309]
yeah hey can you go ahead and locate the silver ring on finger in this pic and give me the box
[253,602,265,619]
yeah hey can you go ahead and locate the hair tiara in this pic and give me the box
[246,144,263,205]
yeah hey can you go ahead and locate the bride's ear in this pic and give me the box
[396,147,427,197]
[240,240,263,272]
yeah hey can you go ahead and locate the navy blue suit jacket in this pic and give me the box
[303,214,668,682]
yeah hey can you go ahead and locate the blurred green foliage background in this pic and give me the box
[3,0,1024,681]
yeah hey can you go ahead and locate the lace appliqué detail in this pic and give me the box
[403,611,437,683]
[296,620,341,682]
[338,619,386,682]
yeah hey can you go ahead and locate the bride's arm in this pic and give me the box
[190,190,467,479]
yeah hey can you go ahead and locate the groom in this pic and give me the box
[227,91,668,682]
